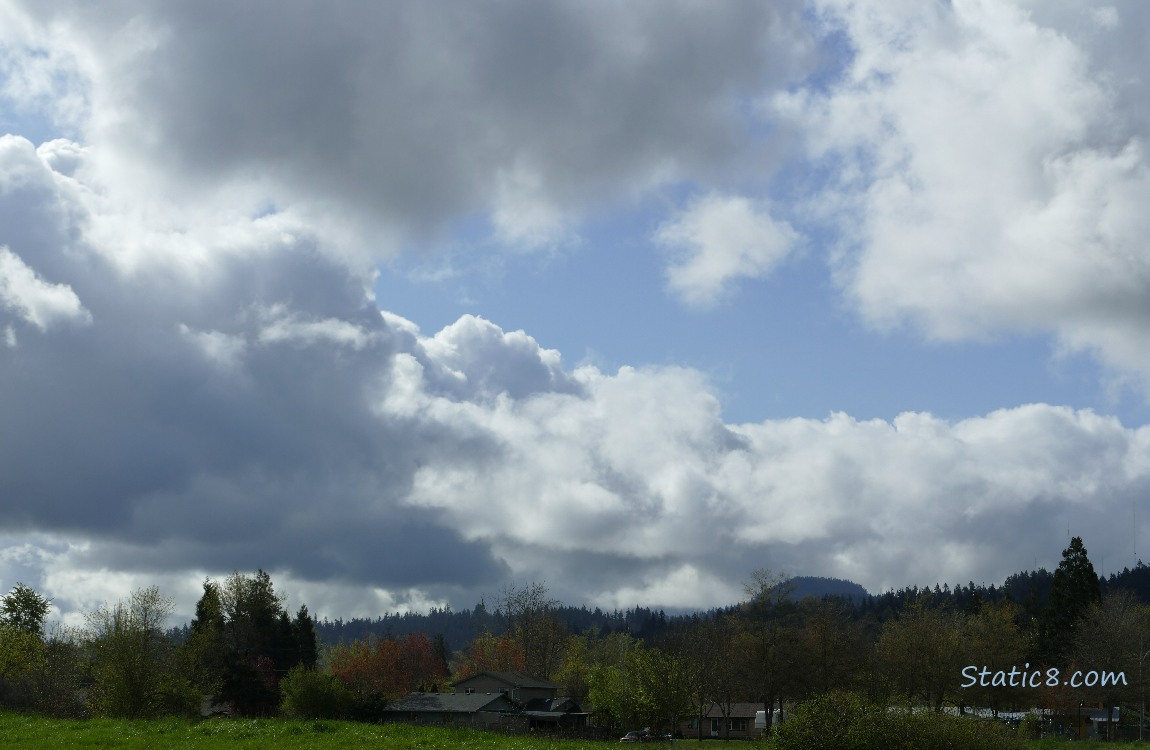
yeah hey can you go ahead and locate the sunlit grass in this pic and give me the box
[7,712,1135,749]
[0,711,619,750]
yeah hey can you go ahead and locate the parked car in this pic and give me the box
[619,728,672,742]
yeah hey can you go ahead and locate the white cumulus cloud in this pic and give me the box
[0,246,90,330]
[774,0,1150,385]
[657,193,800,308]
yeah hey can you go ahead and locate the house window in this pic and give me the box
[464,688,474,694]
[687,719,699,730]
[729,718,748,732]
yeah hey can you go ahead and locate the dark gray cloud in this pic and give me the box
[0,134,514,597]
[7,0,814,249]
[3,2,1150,626]
[4,129,1150,619]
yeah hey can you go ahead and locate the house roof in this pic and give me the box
[524,710,591,720]
[453,671,560,690]
[384,692,516,714]
[523,697,583,714]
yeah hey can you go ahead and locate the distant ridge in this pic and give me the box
[786,576,869,602]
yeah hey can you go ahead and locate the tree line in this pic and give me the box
[3,538,1150,739]
[0,570,317,718]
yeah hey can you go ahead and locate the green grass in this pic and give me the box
[1029,741,1149,749]
[0,711,622,750]
[13,712,1150,750]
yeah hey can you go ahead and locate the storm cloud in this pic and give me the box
[1,1,1149,625]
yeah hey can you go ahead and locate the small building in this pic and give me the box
[755,708,791,731]
[680,702,762,739]
[382,691,517,727]
[522,696,590,729]
[452,671,561,704]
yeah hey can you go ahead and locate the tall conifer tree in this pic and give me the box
[1039,536,1101,662]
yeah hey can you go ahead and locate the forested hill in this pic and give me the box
[787,576,868,601]
[314,603,673,652]
[843,561,1149,624]
[308,564,1150,651]
[313,576,868,649]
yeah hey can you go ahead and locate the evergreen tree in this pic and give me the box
[184,580,228,696]
[293,606,318,670]
[180,569,319,715]
[1039,536,1101,662]
[431,633,449,675]
[274,610,298,671]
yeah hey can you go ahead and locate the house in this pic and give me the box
[384,672,586,731]
[680,702,762,739]
[381,691,518,727]
[452,671,560,704]
[522,696,590,729]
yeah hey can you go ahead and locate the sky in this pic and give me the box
[1,0,1150,628]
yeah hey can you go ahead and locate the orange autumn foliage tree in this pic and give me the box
[452,631,527,681]
[327,632,448,699]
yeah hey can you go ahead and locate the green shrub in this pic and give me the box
[1017,711,1042,740]
[154,673,204,718]
[347,691,390,723]
[278,666,354,720]
[767,692,1025,750]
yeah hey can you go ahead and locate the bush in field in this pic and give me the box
[767,691,1025,750]
[279,665,354,719]
[1017,711,1041,740]
[347,691,390,723]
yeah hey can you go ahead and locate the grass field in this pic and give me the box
[5,712,1150,750]
[0,712,622,750]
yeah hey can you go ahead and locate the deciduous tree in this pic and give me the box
[790,597,866,700]
[632,637,694,733]
[495,581,565,678]
[586,633,648,728]
[739,569,798,734]
[0,622,47,710]
[960,600,1028,716]
[875,598,965,711]
[0,582,52,710]
[1,583,52,637]
[553,630,595,702]
[1070,589,1149,739]
[452,630,526,679]
[85,586,198,718]
[328,631,449,700]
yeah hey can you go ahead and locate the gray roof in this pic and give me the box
[524,697,583,713]
[384,692,516,714]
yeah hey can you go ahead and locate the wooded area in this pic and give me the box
[2,538,1149,741]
